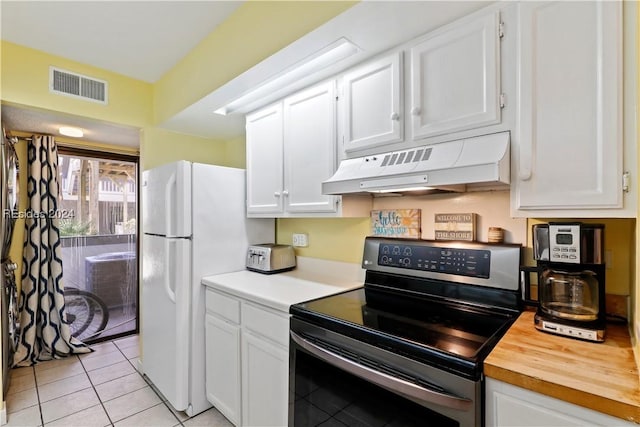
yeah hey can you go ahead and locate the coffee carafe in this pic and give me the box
[529,222,606,342]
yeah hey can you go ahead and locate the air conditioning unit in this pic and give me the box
[49,66,108,104]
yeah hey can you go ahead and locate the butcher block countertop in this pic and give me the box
[484,310,640,423]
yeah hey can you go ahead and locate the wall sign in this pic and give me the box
[371,209,421,239]
[434,213,477,241]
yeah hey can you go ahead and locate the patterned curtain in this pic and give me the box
[12,135,90,367]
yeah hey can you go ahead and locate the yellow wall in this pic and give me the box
[140,127,227,171]
[224,137,246,169]
[153,1,357,124]
[1,42,152,128]
[277,218,370,264]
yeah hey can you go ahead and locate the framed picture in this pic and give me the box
[434,213,477,241]
[371,209,421,239]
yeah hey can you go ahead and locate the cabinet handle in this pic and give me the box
[411,107,421,116]
[519,138,533,181]
[274,191,281,197]
[519,169,532,181]
[282,190,289,197]
[390,112,400,121]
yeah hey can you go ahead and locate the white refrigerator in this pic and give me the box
[141,161,273,416]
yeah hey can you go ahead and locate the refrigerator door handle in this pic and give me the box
[173,238,191,409]
[164,240,176,303]
[165,172,176,237]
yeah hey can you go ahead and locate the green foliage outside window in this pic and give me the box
[59,219,94,237]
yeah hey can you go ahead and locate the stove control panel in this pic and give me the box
[376,243,491,278]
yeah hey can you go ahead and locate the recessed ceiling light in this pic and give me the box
[59,126,84,138]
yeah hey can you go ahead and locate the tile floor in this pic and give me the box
[4,335,233,427]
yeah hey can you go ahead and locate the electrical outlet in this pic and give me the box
[292,233,308,247]
[605,250,613,269]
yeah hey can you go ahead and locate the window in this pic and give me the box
[58,149,138,343]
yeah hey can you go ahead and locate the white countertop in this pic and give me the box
[201,257,364,312]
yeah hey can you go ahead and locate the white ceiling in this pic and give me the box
[0,1,490,147]
[2,103,141,148]
[1,0,242,147]
[0,1,242,83]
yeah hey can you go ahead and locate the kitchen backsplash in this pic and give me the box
[277,190,634,299]
[277,190,525,263]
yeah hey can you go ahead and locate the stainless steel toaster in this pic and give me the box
[246,244,296,274]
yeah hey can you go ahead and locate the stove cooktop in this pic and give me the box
[290,285,518,380]
[290,237,523,380]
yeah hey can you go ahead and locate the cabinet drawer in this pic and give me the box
[242,303,289,347]
[205,289,240,324]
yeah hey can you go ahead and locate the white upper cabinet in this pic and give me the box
[246,81,369,218]
[512,1,628,216]
[283,81,339,213]
[341,52,403,152]
[246,104,284,215]
[410,11,502,140]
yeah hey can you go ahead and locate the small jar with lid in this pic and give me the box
[488,227,504,243]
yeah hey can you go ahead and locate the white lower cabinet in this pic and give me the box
[204,288,289,427]
[205,313,241,426]
[241,331,289,427]
[485,378,635,427]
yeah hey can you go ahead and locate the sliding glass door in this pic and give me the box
[58,151,138,343]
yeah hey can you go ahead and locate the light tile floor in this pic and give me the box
[5,335,233,427]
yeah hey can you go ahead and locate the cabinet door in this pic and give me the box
[246,103,284,215]
[410,11,501,140]
[283,81,338,213]
[241,331,289,427]
[342,52,403,152]
[515,1,622,211]
[486,378,635,427]
[205,314,241,426]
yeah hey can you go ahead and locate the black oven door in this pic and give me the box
[289,319,481,427]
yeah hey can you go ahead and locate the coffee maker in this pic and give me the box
[530,222,606,342]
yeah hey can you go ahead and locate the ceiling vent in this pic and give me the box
[49,67,108,104]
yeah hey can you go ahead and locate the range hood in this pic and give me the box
[322,132,510,195]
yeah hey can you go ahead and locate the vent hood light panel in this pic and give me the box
[322,131,510,195]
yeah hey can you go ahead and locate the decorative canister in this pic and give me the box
[488,227,504,243]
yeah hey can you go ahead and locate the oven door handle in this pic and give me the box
[290,331,472,412]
